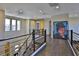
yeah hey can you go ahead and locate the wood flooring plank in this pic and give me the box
[37,38,74,56]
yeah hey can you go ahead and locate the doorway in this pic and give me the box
[36,22,40,30]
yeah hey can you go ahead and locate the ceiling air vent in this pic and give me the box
[48,3,59,7]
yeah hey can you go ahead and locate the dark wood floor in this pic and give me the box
[37,37,74,56]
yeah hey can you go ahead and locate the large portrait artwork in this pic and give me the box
[53,21,69,39]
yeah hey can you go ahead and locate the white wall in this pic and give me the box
[44,18,50,35]
[51,14,69,38]
[68,17,79,41]
[68,17,79,33]
[51,13,79,41]
[1,11,79,41]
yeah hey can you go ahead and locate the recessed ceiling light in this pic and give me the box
[40,9,43,13]
[19,9,23,13]
[56,6,59,9]
[18,9,24,15]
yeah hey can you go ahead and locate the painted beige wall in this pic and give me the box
[4,19,28,39]
[30,19,50,35]
[26,19,30,34]
[0,11,30,40]
[0,9,5,39]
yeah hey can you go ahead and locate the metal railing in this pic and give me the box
[0,29,46,56]
[0,33,32,56]
[32,29,46,52]
[68,30,79,56]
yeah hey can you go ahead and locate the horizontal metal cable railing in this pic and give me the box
[0,29,46,56]
[68,30,79,56]
[0,33,32,56]
[23,29,46,56]
[72,32,79,56]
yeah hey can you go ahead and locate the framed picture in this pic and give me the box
[53,21,69,39]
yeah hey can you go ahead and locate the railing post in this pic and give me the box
[26,39,27,49]
[32,29,35,51]
[4,42,10,56]
[44,29,46,42]
[42,29,44,36]
[71,30,73,45]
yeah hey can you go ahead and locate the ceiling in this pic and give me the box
[0,3,79,19]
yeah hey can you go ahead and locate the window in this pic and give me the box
[17,20,21,31]
[5,18,10,31]
[12,19,16,31]
[5,17,21,31]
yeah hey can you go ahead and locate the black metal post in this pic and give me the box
[44,29,46,42]
[26,39,27,49]
[71,30,73,45]
[32,29,35,51]
[42,29,44,36]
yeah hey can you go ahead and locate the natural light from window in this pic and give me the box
[12,19,16,31]
[17,20,21,31]
[5,18,10,31]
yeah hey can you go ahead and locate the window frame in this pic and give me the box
[17,20,21,31]
[5,18,11,31]
[12,19,17,31]
[5,17,21,32]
